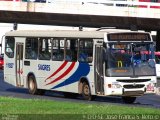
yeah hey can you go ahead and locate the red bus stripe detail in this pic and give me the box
[45,61,68,81]
[46,62,76,85]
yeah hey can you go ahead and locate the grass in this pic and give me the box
[0,96,160,120]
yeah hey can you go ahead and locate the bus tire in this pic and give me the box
[28,75,38,95]
[122,96,136,104]
[82,81,92,101]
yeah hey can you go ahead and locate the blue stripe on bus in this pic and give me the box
[52,62,90,89]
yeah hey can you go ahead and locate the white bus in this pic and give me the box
[4,30,157,103]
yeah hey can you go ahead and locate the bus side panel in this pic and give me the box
[64,62,95,94]
[4,56,16,86]
[36,61,69,92]
[35,61,93,94]
[23,60,38,88]
[4,37,17,87]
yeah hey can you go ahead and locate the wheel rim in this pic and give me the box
[29,79,34,91]
[84,84,89,96]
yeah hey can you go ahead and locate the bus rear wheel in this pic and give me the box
[28,75,45,95]
[122,96,136,104]
[82,82,93,101]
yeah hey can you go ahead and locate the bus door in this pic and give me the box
[16,43,24,87]
[94,45,104,95]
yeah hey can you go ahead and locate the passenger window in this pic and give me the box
[65,39,78,62]
[25,38,38,60]
[78,39,93,63]
[39,38,51,60]
[5,37,15,58]
[52,39,64,61]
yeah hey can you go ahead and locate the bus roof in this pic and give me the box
[5,30,105,38]
[5,30,150,39]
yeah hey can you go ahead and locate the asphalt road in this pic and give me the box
[0,70,160,108]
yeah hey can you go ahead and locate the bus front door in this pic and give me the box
[16,43,24,87]
[94,45,104,95]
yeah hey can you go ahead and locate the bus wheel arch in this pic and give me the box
[27,73,45,95]
[78,77,89,94]
[78,77,94,101]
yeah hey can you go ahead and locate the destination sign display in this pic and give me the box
[107,33,151,41]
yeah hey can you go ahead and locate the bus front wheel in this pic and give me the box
[28,75,45,95]
[82,82,93,101]
[28,75,38,95]
[122,96,136,104]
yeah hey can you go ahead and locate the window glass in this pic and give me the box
[65,39,78,62]
[39,38,51,60]
[52,38,64,61]
[5,37,15,58]
[25,38,38,60]
[17,44,23,60]
[78,39,93,63]
[155,54,160,64]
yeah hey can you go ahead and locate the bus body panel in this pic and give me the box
[4,37,26,87]
[103,76,156,96]
[4,57,16,86]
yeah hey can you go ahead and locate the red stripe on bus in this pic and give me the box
[45,61,68,81]
[46,62,76,85]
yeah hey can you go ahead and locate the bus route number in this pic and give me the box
[6,63,14,68]
[38,64,50,71]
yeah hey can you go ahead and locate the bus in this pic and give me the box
[4,30,157,103]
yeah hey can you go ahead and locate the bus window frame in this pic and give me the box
[65,38,78,62]
[5,37,15,58]
[25,37,38,60]
[52,38,65,61]
[38,37,52,61]
[78,39,93,63]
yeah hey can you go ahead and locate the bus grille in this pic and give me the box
[123,91,144,96]
[123,84,145,89]
[117,79,150,83]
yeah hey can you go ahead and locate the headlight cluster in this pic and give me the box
[108,82,122,88]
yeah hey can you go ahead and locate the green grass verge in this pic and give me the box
[0,96,160,120]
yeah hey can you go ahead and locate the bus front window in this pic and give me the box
[105,43,156,77]
[133,44,156,76]
[105,43,133,77]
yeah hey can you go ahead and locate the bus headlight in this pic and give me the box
[111,83,122,89]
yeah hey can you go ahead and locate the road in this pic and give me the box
[0,70,160,108]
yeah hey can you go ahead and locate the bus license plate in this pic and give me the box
[147,84,154,91]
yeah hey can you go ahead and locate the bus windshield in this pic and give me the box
[105,43,156,77]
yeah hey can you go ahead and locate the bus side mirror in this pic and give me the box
[0,44,1,47]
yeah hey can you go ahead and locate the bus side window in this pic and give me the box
[25,38,38,60]
[5,37,15,58]
[52,39,64,61]
[78,39,93,63]
[39,38,51,60]
[65,39,78,62]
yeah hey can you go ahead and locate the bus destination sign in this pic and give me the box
[108,33,150,41]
